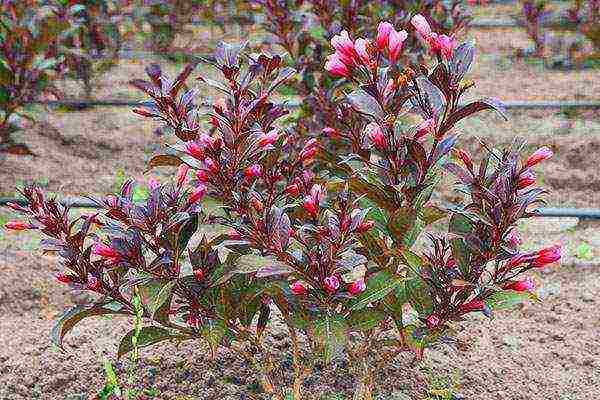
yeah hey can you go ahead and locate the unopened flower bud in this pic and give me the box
[531,245,562,268]
[4,221,31,231]
[257,129,279,148]
[376,21,393,49]
[184,141,204,160]
[194,269,204,281]
[517,170,536,189]
[244,164,262,179]
[323,275,340,293]
[503,277,535,292]
[290,281,309,295]
[195,169,209,183]
[525,146,553,168]
[459,299,485,314]
[188,184,207,204]
[347,278,366,295]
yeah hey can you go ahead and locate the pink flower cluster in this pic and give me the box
[410,15,456,60]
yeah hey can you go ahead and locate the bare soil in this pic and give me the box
[1,18,600,400]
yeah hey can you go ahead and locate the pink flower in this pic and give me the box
[388,29,408,63]
[194,269,204,281]
[55,272,71,284]
[322,127,341,138]
[503,277,535,292]
[376,21,394,49]
[299,139,319,162]
[244,164,262,179]
[228,229,242,240]
[526,146,553,168]
[148,178,160,190]
[383,79,396,99]
[257,129,279,148]
[184,141,205,160]
[505,227,522,247]
[195,169,209,183]
[435,34,456,60]
[105,194,118,208]
[415,118,436,140]
[92,243,120,260]
[331,30,356,64]
[87,276,101,291]
[325,53,350,78]
[176,164,190,186]
[323,275,340,293]
[285,184,300,197]
[188,184,207,204]
[517,170,536,189]
[457,149,473,171]
[459,299,485,314]
[531,245,562,268]
[203,158,219,174]
[425,314,440,329]
[303,196,319,218]
[367,123,386,150]
[354,38,372,66]
[347,278,366,295]
[290,281,309,295]
[411,14,432,39]
[4,221,31,231]
[355,220,374,233]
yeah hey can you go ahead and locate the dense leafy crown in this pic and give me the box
[4,11,561,400]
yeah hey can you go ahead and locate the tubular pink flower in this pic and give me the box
[517,170,536,189]
[459,299,485,314]
[4,221,31,231]
[331,30,356,62]
[356,220,374,233]
[376,21,394,49]
[176,164,190,186]
[325,53,350,77]
[323,275,340,293]
[194,269,204,281]
[257,129,279,148]
[87,276,101,291]
[411,14,432,38]
[435,34,456,60]
[303,196,319,217]
[425,314,440,328]
[388,29,408,63]
[347,278,366,295]
[148,178,160,190]
[415,118,436,140]
[526,146,553,168]
[503,277,535,292]
[184,141,205,160]
[291,281,309,295]
[195,169,209,183]
[92,243,120,260]
[244,164,262,179]
[367,123,386,150]
[55,272,71,284]
[188,184,207,204]
[299,139,319,161]
[505,227,523,247]
[354,38,372,66]
[532,245,562,268]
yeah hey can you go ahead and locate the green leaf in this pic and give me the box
[151,280,176,319]
[422,206,447,226]
[346,89,384,119]
[347,271,403,311]
[485,290,537,311]
[406,278,433,315]
[0,87,9,105]
[314,314,347,364]
[387,207,417,247]
[52,304,124,348]
[176,213,198,255]
[348,309,386,332]
[201,319,228,357]
[118,326,180,358]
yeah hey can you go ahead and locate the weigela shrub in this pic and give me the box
[0,0,67,152]
[52,0,131,98]
[251,0,472,144]
[5,14,562,400]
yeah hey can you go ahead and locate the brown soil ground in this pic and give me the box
[1,15,600,400]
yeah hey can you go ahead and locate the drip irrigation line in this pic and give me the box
[1,196,598,219]
[31,99,600,110]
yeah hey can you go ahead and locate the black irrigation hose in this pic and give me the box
[0,197,599,219]
[31,99,600,110]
